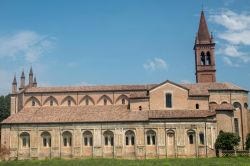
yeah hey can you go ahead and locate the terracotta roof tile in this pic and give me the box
[209,103,235,111]
[26,84,157,93]
[129,91,148,99]
[181,82,248,96]
[24,82,247,96]
[1,106,148,124]
[149,110,215,119]
[2,106,217,124]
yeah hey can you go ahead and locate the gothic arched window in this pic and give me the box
[125,130,135,146]
[103,131,114,146]
[206,51,211,65]
[41,131,51,147]
[85,98,89,105]
[68,100,71,106]
[62,131,72,147]
[187,129,195,144]
[50,100,53,106]
[32,99,36,106]
[200,52,205,65]
[199,132,204,145]
[146,130,156,145]
[122,98,125,105]
[20,132,30,148]
[83,131,93,146]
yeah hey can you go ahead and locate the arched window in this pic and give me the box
[146,130,156,145]
[165,93,172,108]
[196,104,199,109]
[200,52,205,65]
[68,99,71,106]
[80,95,95,106]
[85,98,89,106]
[189,135,194,144]
[187,130,195,144]
[83,131,93,146]
[32,99,36,106]
[199,132,204,145]
[43,96,58,106]
[62,131,72,147]
[122,98,125,105]
[234,118,239,135]
[26,96,41,107]
[20,132,30,148]
[97,95,112,105]
[103,131,114,146]
[244,103,248,109]
[104,98,107,105]
[41,131,51,147]
[61,96,76,106]
[209,101,217,105]
[233,102,242,109]
[221,101,228,104]
[50,100,53,106]
[115,95,129,105]
[125,130,135,146]
[206,51,211,65]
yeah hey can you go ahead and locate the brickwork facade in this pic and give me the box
[1,10,249,160]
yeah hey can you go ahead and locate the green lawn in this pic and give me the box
[0,157,250,166]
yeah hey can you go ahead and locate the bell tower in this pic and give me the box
[194,10,216,83]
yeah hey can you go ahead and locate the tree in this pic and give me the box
[246,133,250,150]
[0,95,10,122]
[215,131,240,150]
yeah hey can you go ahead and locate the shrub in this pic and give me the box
[215,131,240,150]
[246,133,250,150]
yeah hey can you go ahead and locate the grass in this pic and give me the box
[0,157,250,166]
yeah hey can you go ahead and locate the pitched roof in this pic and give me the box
[26,84,157,93]
[181,82,248,96]
[149,80,189,92]
[1,106,216,124]
[24,81,247,96]
[209,103,235,111]
[197,10,211,43]
[129,91,149,99]
[149,110,215,119]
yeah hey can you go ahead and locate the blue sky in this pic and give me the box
[0,0,250,96]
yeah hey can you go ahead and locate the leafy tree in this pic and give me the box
[246,133,250,150]
[0,95,10,122]
[215,131,240,150]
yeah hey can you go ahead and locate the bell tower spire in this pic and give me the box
[194,10,216,83]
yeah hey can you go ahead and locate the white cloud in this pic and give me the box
[210,10,250,31]
[209,9,250,66]
[0,31,55,63]
[143,58,167,71]
[218,30,250,45]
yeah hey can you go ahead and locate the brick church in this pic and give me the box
[1,11,249,159]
